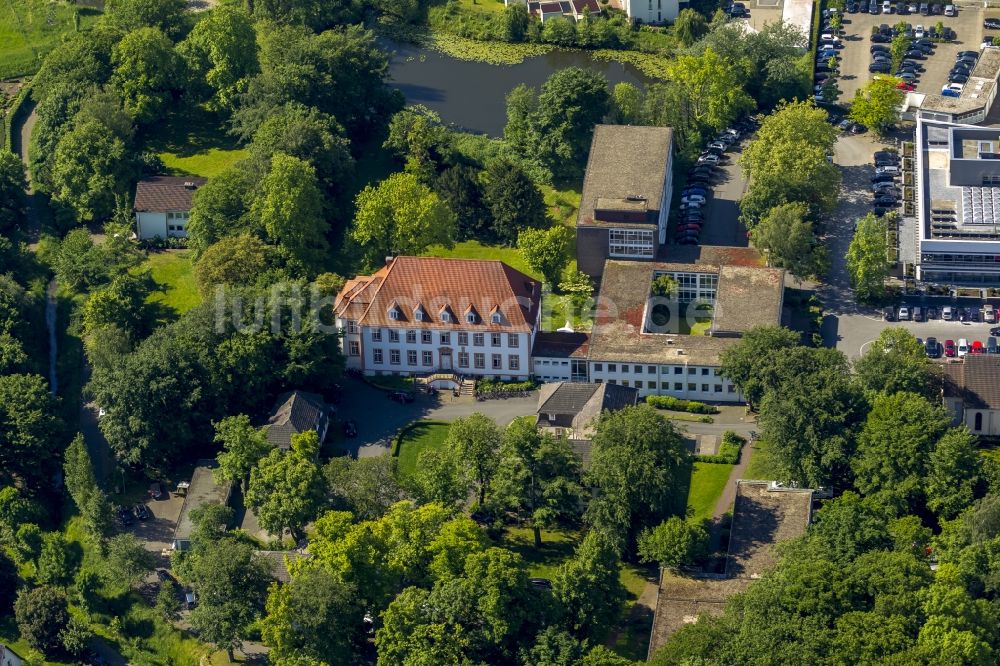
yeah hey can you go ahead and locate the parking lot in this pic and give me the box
[832,4,985,101]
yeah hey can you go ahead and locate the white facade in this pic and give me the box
[588,360,742,402]
[533,355,589,382]
[623,0,679,24]
[339,321,535,381]
[0,645,22,666]
[136,210,191,241]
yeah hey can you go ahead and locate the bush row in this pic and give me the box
[698,431,747,464]
[645,394,720,414]
[476,378,537,394]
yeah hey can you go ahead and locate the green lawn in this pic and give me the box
[743,438,784,481]
[147,106,246,178]
[394,420,450,479]
[140,250,202,315]
[687,461,735,523]
[540,184,582,227]
[0,0,101,79]
[423,240,541,280]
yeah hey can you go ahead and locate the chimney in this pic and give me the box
[183,181,196,190]
[384,256,395,267]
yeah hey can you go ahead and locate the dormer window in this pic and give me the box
[466,312,477,324]
[414,306,426,322]
[388,304,401,320]
[491,313,502,324]
[441,311,451,323]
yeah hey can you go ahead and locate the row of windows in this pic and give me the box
[921,253,1000,264]
[388,307,505,326]
[369,348,520,371]
[166,212,190,220]
[599,379,735,393]
[609,228,655,258]
[369,329,519,347]
[593,363,721,377]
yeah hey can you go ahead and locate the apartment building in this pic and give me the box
[334,257,542,380]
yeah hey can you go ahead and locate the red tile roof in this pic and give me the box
[134,176,207,212]
[336,257,541,332]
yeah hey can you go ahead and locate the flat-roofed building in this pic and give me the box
[576,125,674,279]
[172,460,232,550]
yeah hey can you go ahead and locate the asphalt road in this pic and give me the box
[701,146,751,247]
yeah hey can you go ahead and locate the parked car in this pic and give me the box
[116,506,133,526]
[944,339,957,357]
[676,224,703,233]
[968,306,981,322]
[871,33,891,42]
[897,81,916,91]
[848,1,860,11]
[991,325,1000,336]
[919,1,929,14]
[927,306,939,319]
[870,0,880,13]
[872,173,897,184]
[925,337,940,357]
[870,62,892,72]
[958,338,970,357]
[898,305,911,320]
[874,151,900,162]
[986,18,1000,29]
[148,483,164,500]
[941,86,962,97]
[984,37,998,49]
[984,304,997,323]
[876,165,900,174]
[871,44,890,53]
[950,74,970,84]
[914,24,925,37]
[972,340,986,354]
[875,196,901,207]
[388,391,415,404]
[133,504,151,521]
[884,307,896,321]
[913,306,925,322]
[988,337,999,354]
[681,195,706,205]
[882,0,893,12]
[343,419,358,437]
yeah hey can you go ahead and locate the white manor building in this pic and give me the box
[334,257,542,381]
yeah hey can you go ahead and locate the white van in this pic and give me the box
[958,338,969,357]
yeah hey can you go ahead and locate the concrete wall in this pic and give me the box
[577,226,611,278]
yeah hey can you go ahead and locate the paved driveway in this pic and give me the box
[701,147,750,248]
[336,378,538,456]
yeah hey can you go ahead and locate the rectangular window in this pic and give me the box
[390,349,400,365]
[407,350,417,365]
[422,331,432,344]
[372,329,382,342]
[474,353,486,369]
[440,332,451,345]
[594,363,603,372]
[492,354,502,370]
[648,381,656,389]
[347,321,357,334]
[713,368,721,376]
[507,333,519,348]
[702,384,709,392]
[728,386,736,393]
[422,351,433,366]
[674,367,682,375]
[491,333,502,347]
[633,365,642,374]
[458,332,469,346]
[622,380,630,387]
[608,228,655,258]
[648,366,656,374]
[473,333,485,347]
[701,368,709,376]
[688,368,696,375]
[609,379,617,385]
[458,352,469,368]
[406,330,416,344]
[389,330,400,343]
[715,385,723,393]
[661,381,670,389]
[373,348,383,364]
[675,382,683,391]
[509,355,520,371]
[348,341,360,356]
[608,364,617,372]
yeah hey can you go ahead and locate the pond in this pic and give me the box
[384,40,653,137]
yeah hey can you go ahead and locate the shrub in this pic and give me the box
[645,394,720,414]
[697,431,746,464]
[476,378,537,395]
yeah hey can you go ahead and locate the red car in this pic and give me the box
[944,339,956,357]
[896,81,915,91]
[971,340,985,354]
[676,223,702,232]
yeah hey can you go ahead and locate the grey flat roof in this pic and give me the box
[712,266,784,334]
[173,460,231,543]
[578,125,673,228]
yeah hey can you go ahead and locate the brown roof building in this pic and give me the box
[134,176,206,213]
[334,257,542,380]
[942,355,1000,436]
[536,381,638,438]
[576,125,675,278]
[265,391,330,452]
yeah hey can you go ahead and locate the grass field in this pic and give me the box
[743,438,784,481]
[540,184,581,227]
[0,0,101,79]
[140,250,202,315]
[148,106,246,178]
[394,420,450,479]
[687,461,735,522]
[422,240,541,280]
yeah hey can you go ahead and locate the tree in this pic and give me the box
[750,202,825,279]
[585,405,689,548]
[179,6,259,111]
[324,455,405,520]
[103,533,155,589]
[673,8,709,46]
[187,162,261,254]
[51,117,129,223]
[64,432,99,512]
[156,581,182,621]
[83,271,154,338]
[434,165,491,241]
[518,226,573,287]
[482,159,548,245]
[189,539,271,661]
[0,373,62,488]
[47,228,108,292]
[609,82,642,125]
[251,0,365,31]
[651,274,677,298]
[0,150,26,235]
[262,566,363,664]
[252,153,329,274]
[890,33,910,71]
[637,517,709,570]
[492,417,583,548]
[532,68,611,180]
[246,446,326,540]
[853,327,933,398]
[384,105,453,182]
[850,77,905,134]
[195,234,280,294]
[447,413,503,506]
[352,171,457,266]
[14,587,70,656]
[847,212,890,303]
[411,446,470,508]
[852,391,951,508]
[81,488,115,547]
[552,531,626,642]
[36,532,79,588]
[926,428,981,520]
[665,48,753,132]
[103,0,186,36]
[717,326,810,409]
[214,415,271,493]
[112,27,184,123]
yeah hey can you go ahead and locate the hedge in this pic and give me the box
[2,80,33,153]
[645,395,720,415]
[476,378,537,395]
[698,431,747,465]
